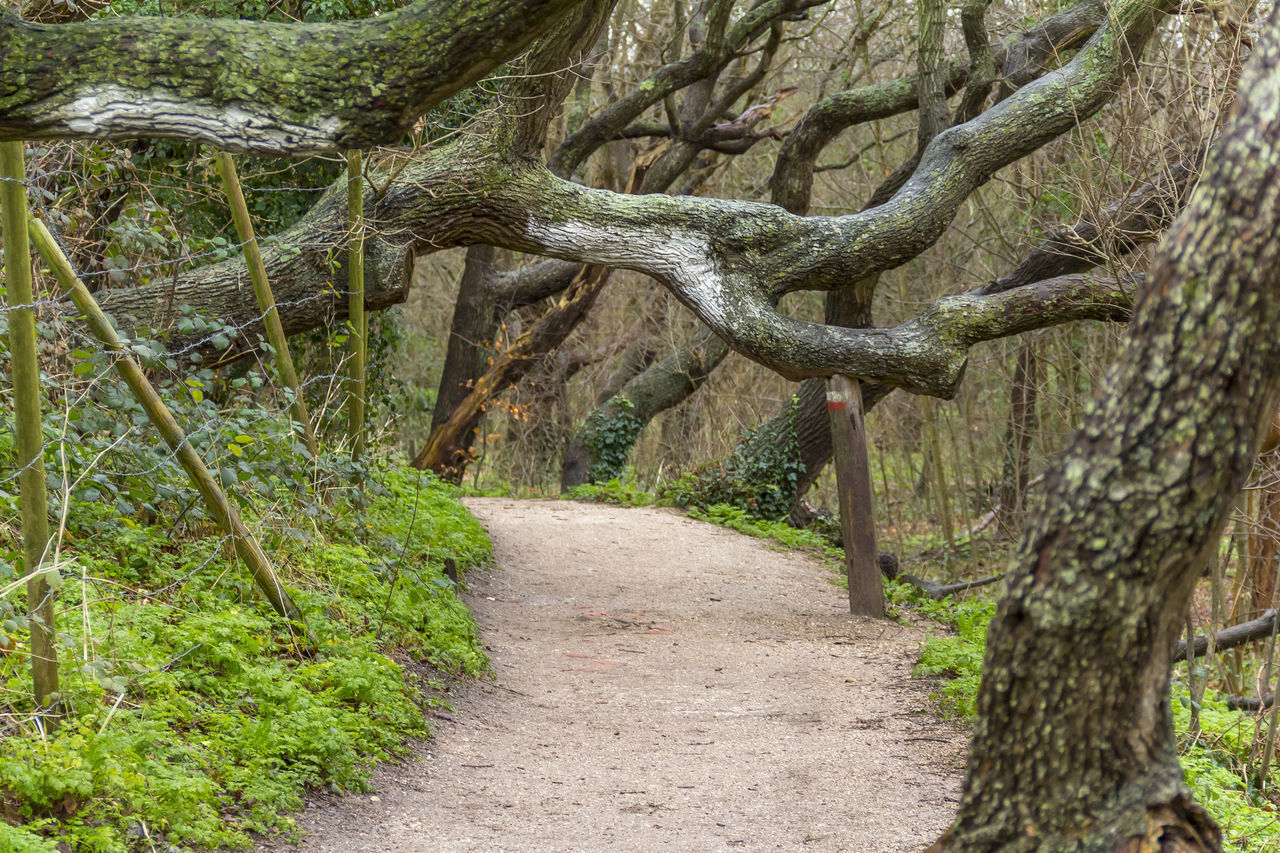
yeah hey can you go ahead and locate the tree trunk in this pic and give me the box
[561,327,728,487]
[0,0,589,154]
[932,8,1280,846]
[413,265,612,477]
[1251,479,1280,616]
[426,245,504,481]
[998,336,1040,537]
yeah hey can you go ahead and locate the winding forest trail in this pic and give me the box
[266,499,966,852]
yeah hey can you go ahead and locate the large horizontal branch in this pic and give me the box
[489,157,1140,388]
[88,180,412,361]
[70,0,1168,390]
[0,0,585,154]
[1174,609,1279,662]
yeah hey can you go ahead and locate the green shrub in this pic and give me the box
[562,477,654,507]
[0,463,488,851]
[659,399,803,520]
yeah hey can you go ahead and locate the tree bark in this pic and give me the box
[0,0,589,154]
[412,265,612,476]
[561,327,728,487]
[998,337,1040,536]
[932,6,1280,846]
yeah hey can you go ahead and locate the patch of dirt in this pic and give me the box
[258,499,966,852]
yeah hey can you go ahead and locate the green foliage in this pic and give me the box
[582,397,643,484]
[0,823,56,853]
[563,477,653,507]
[684,503,842,564]
[0,455,489,850]
[1172,694,1280,852]
[659,397,803,520]
[898,582,995,720]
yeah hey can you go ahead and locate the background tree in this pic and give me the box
[933,3,1280,844]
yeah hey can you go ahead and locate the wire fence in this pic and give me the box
[0,145,391,733]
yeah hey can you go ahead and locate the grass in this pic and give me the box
[0,465,489,852]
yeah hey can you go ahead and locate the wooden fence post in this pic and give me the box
[827,374,883,617]
[1,141,60,720]
[28,217,307,629]
[212,151,319,460]
[345,151,367,460]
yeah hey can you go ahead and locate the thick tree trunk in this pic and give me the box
[427,245,504,481]
[931,8,1280,846]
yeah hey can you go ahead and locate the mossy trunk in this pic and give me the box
[0,0,588,154]
[561,328,729,488]
[932,10,1280,847]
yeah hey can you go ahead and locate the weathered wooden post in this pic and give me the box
[28,218,308,629]
[827,374,883,617]
[213,151,318,460]
[345,151,367,461]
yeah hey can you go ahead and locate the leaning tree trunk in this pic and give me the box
[561,327,728,488]
[425,245,504,482]
[931,9,1280,848]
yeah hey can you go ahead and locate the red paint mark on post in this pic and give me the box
[828,401,847,411]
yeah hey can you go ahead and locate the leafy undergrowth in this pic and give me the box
[899,582,1280,851]
[683,503,843,567]
[562,479,840,562]
[561,477,654,507]
[0,466,489,853]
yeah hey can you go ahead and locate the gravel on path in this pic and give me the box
[257,498,966,852]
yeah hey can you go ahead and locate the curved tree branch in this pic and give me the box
[63,0,1170,395]
[768,0,1109,216]
[0,0,586,154]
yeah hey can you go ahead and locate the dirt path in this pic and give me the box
[264,499,966,852]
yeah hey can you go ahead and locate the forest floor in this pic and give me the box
[256,498,967,852]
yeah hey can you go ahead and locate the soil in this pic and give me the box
[257,498,967,852]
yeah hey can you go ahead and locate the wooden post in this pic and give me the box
[212,151,318,460]
[827,374,883,617]
[1,141,60,719]
[345,151,367,460]
[28,218,307,628]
